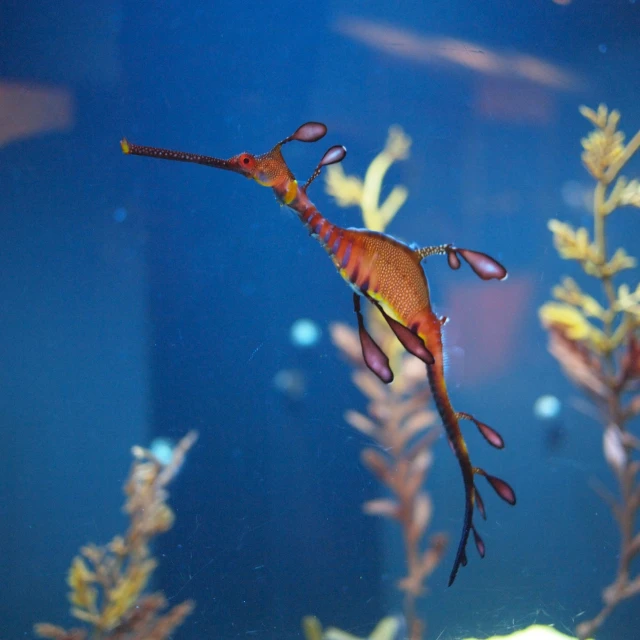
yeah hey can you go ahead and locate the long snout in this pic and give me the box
[121,138,237,172]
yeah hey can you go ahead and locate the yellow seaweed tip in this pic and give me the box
[67,556,97,612]
[302,616,323,640]
[324,125,411,233]
[120,138,130,154]
[463,623,591,640]
[539,302,590,340]
[302,616,404,640]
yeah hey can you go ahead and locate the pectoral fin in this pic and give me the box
[475,468,517,505]
[376,304,435,364]
[353,294,393,383]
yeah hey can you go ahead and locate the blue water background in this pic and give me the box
[1,1,640,639]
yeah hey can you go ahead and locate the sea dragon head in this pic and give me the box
[120,122,341,204]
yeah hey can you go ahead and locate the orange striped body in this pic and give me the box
[292,191,430,324]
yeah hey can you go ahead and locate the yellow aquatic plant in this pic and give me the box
[304,620,589,640]
[539,104,640,640]
[34,431,198,640]
[325,125,411,232]
[302,615,406,640]
[464,624,589,640]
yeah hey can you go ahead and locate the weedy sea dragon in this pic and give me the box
[121,122,516,585]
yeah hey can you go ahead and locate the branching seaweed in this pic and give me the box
[34,431,198,640]
[539,104,640,640]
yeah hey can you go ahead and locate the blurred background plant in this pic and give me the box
[325,125,411,233]
[539,104,640,640]
[34,431,198,640]
[302,613,406,640]
[326,127,447,640]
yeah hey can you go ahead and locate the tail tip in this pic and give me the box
[120,138,131,155]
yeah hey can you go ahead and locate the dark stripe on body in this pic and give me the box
[341,240,353,268]
[350,264,360,286]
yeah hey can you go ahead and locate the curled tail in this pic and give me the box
[447,454,475,586]
[353,299,516,585]
[426,361,476,586]
[421,319,516,586]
